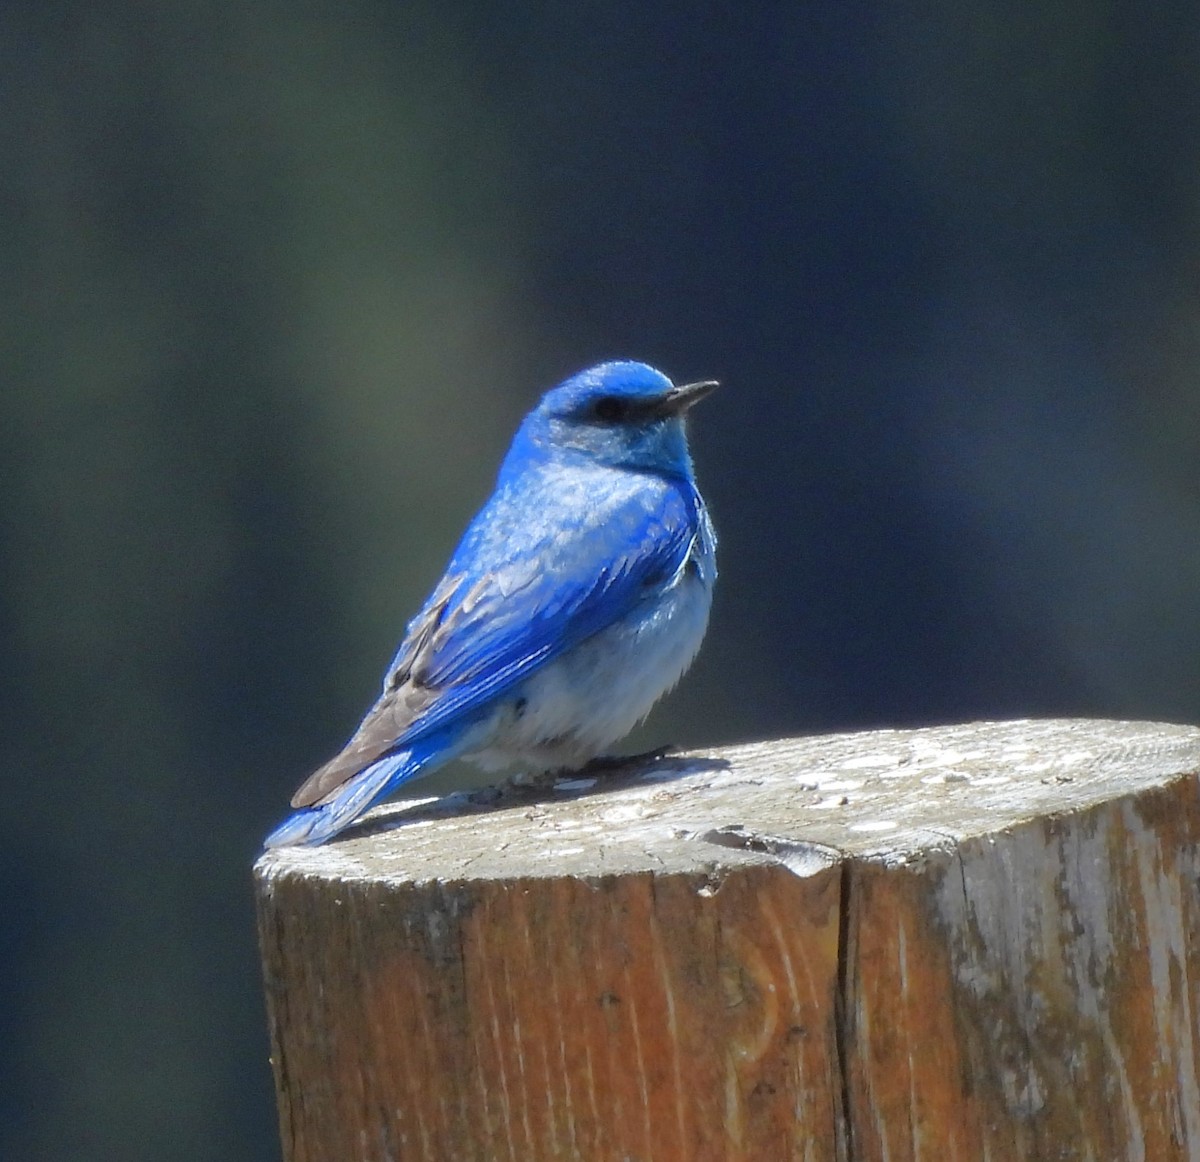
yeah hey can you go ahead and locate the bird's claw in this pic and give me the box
[578,745,675,775]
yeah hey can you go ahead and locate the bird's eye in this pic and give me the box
[591,396,630,423]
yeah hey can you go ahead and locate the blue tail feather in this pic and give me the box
[264,734,459,848]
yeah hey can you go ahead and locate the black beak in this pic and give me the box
[655,379,719,417]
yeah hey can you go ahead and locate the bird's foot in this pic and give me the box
[476,747,678,804]
[577,745,675,775]
[507,767,563,790]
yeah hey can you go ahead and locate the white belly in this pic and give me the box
[465,567,713,773]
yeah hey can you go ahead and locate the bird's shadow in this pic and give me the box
[343,750,733,843]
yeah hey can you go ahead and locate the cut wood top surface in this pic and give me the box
[255,718,1200,885]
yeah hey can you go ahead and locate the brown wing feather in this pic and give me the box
[289,574,464,808]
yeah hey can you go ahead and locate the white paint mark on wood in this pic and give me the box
[477,923,519,1162]
[840,752,903,769]
[409,975,440,1159]
[581,1041,600,1151]
[544,949,578,1159]
[626,989,654,1159]
[501,949,535,1156]
[599,803,652,824]
[648,905,690,1155]
[467,926,503,1162]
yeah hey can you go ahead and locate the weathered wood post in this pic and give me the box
[255,719,1200,1161]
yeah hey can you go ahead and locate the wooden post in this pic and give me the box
[255,719,1200,1161]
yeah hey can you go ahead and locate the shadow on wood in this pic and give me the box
[255,718,1200,1161]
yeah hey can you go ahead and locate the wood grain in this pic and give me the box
[256,719,1200,1161]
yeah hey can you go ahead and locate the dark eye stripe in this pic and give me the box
[592,396,629,422]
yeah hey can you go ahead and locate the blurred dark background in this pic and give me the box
[3,2,1199,1158]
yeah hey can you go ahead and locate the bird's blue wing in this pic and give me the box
[395,474,702,743]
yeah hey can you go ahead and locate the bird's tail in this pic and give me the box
[263,733,459,848]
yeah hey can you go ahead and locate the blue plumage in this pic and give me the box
[265,361,717,847]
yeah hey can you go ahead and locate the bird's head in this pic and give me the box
[509,361,718,479]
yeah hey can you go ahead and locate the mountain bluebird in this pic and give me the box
[265,361,717,847]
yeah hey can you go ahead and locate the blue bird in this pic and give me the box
[265,361,717,847]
